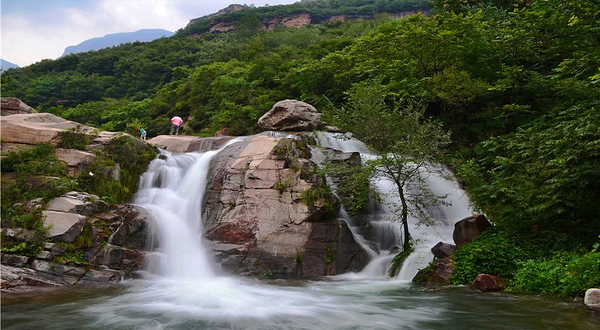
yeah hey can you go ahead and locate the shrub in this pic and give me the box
[57,127,92,150]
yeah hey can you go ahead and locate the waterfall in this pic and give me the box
[316,132,472,281]
[133,142,238,279]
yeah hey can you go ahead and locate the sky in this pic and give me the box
[1,0,299,67]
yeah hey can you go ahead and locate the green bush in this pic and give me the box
[510,250,600,297]
[451,230,528,284]
[57,127,92,150]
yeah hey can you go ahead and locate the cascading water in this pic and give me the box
[3,135,595,330]
[134,149,221,279]
[315,132,472,281]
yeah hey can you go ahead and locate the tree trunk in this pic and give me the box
[398,185,411,252]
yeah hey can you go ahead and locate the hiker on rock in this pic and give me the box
[170,116,183,135]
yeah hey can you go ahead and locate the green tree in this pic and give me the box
[332,80,451,251]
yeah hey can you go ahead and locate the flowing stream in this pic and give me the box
[315,133,472,281]
[2,138,598,330]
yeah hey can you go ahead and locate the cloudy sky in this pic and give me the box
[2,0,298,67]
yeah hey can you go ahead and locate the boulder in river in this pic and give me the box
[469,274,506,292]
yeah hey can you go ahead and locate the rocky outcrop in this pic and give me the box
[210,21,237,33]
[281,13,312,28]
[413,257,454,285]
[1,201,150,294]
[148,135,233,153]
[0,113,91,145]
[1,97,36,116]
[203,134,368,278]
[453,214,491,246]
[258,100,322,132]
[469,274,506,292]
[431,242,457,259]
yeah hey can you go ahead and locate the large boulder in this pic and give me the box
[0,113,91,145]
[431,242,457,259]
[1,97,36,116]
[469,274,506,292]
[203,134,368,278]
[585,288,600,308]
[46,191,107,216]
[413,257,454,285]
[258,100,322,132]
[42,211,87,243]
[453,214,492,246]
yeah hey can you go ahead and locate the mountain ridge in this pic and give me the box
[61,29,174,57]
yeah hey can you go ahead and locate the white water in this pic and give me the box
[316,133,473,281]
[4,136,595,330]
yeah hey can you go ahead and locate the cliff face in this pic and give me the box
[190,9,426,37]
[203,134,368,278]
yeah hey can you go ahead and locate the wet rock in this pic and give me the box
[148,135,233,153]
[585,288,600,309]
[453,214,492,246]
[413,257,454,285]
[258,100,322,131]
[469,274,506,292]
[431,242,457,259]
[204,135,367,278]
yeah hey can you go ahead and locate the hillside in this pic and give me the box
[61,29,174,56]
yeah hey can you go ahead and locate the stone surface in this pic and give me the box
[46,191,106,216]
[453,214,492,246]
[148,135,233,153]
[0,113,94,145]
[585,288,600,308]
[1,97,36,116]
[42,211,87,242]
[1,254,30,268]
[469,274,507,292]
[204,134,368,278]
[258,100,322,132]
[55,148,96,168]
[281,13,312,28]
[431,242,457,259]
[413,257,454,285]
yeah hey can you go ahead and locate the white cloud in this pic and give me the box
[1,0,298,67]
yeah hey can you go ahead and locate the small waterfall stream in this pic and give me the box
[315,132,473,280]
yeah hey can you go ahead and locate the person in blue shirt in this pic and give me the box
[140,128,147,140]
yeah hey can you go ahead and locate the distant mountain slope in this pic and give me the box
[179,0,429,37]
[1,58,20,71]
[61,29,174,56]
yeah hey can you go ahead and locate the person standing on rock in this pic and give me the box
[170,116,183,135]
[140,128,147,140]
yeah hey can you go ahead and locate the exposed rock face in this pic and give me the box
[453,214,492,246]
[0,113,91,145]
[203,134,368,278]
[55,148,96,172]
[149,135,233,153]
[210,21,237,33]
[413,257,454,285]
[431,242,457,259]
[469,274,506,292]
[1,97,36,116]
[258,100,322,132]
[281,13,312,28]
[1,202,150,294]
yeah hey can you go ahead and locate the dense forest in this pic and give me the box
[2,0,599,296]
